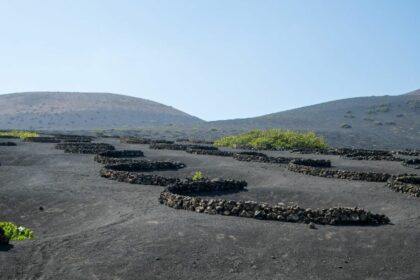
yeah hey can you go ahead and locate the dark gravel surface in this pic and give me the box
[1,139,420,280]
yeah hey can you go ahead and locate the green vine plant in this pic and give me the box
[0,222,34,241]
[192,171,205,181]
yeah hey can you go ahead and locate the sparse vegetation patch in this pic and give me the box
[214,129,328,150]
[0,131,39,138]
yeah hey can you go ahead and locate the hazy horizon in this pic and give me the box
[0,0,419,121]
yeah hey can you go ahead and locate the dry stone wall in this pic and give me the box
[386,176,420,197]
[233,152,296,164]
[159,180,390,226]
[287,161,391,182]
[149,143,218,151]
[186,148,234,157]
[0,142,17,146]
[94,150,144,164]
[100,160,186,186]
[402,159,420,169]
[56,142,115,154]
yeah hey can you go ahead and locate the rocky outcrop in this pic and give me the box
[0,142,17,146]
[159,179,390,225]
[56,142,115,154]
[386,176,420,197]
[94,150,144,164]
[287,161,391,182]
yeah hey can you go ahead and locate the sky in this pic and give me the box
[0,1,419,121]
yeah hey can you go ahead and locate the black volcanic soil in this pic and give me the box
[1,139,420,280]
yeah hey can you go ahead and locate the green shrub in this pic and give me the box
[214,129,328,150]
[192,171,204,181]
[0,222,34,240]
[0,131,39,138]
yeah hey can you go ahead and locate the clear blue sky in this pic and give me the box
[0,1,419,121]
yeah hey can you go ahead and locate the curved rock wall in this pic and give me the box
[104,161,186,172]
[287,162,391,182]
[56,143,115,154]
[149,143,218,151]
[393,150,420,156]
[292,148,402,161]
[402,159,420,169]
[159,180,390,225]
[0,142,17,146]
[24,137,61,143]
[97,150,144,158]
[233,152,295,164]
[289,159,331,168]
[94,150,144,164]
[120,137,152,144]
[100,169,181,186]
[186,148,234,157]
[386,176,420,197]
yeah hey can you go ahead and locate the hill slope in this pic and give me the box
[0,92,202,130]
[210,89,420,149]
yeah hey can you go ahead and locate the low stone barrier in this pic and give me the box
[188,139,214,145]
[100,169,182,186]
[159,179,390,225]
[100,160,186,186]
[120,137,152,144]
[386,176,420,197]
[287,162,391,182]
[393,150,420,157]
[186,148,234,157]
[402,159,420,169]
[233,152,296,164]
[51,134,94,142]
[0,142,17,146]
[292,148,402,161]
[56,142,115,154]
[290,158,332,168]
[94,150,144,164]
[24,137,61,143]
[340,149,399,161]
[149,143,218,151]
[104,161,185,172]
[151,139,174,144]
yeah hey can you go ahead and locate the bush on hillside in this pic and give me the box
[214,129,328,150]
